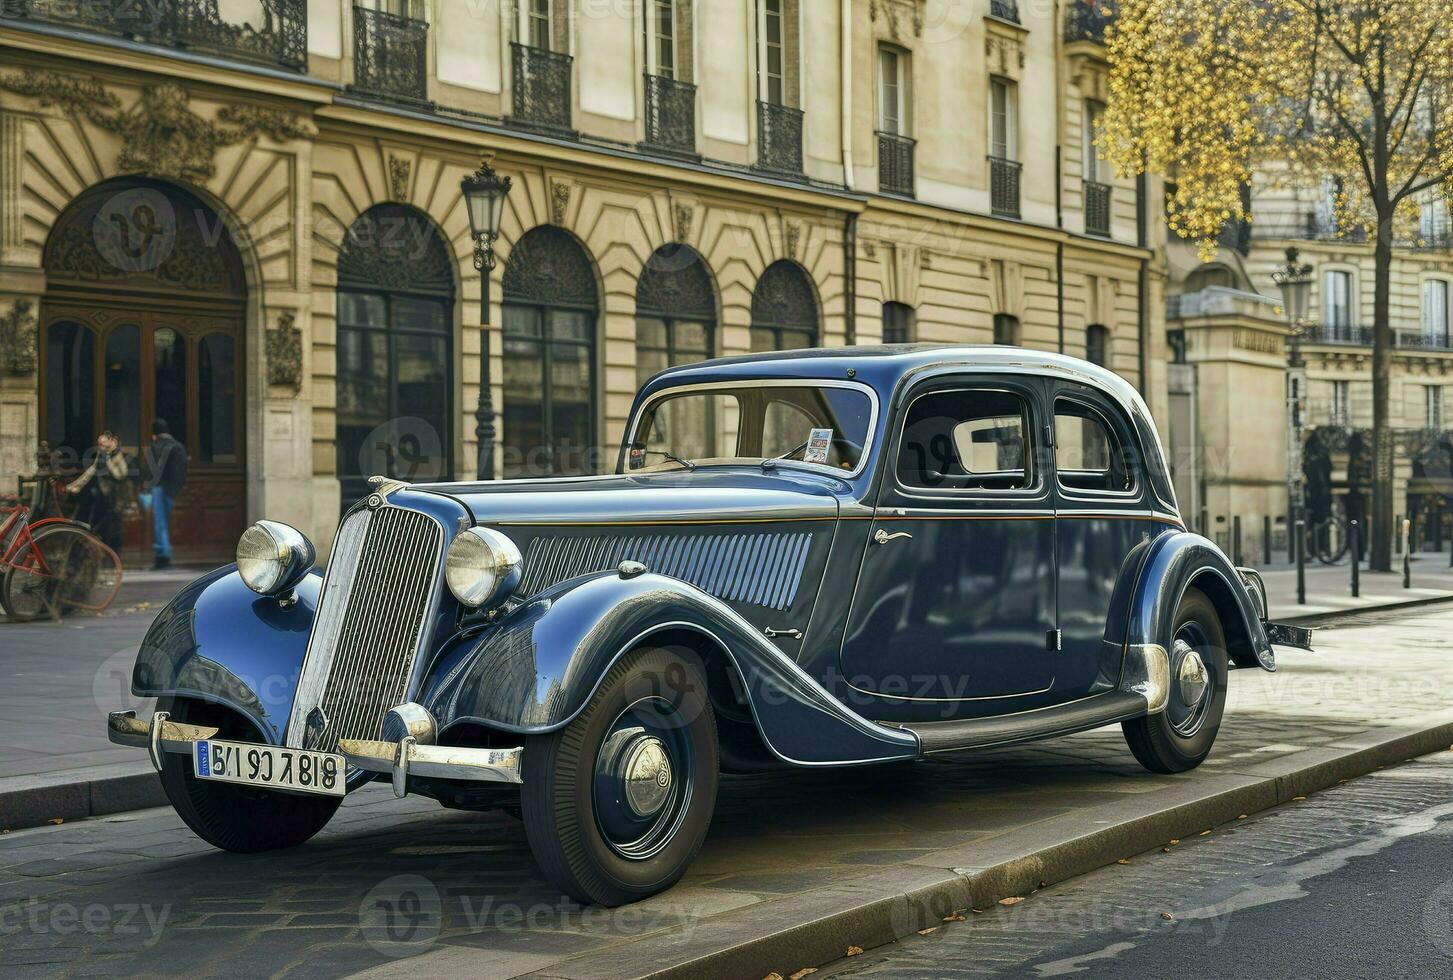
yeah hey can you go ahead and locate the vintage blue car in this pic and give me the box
[108,345,1310,905]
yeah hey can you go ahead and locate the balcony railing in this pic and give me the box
[643,73,697,158]
[1065,0,1118,44]
[756,100,805,178]
[1,0,308,72]
[877,131,916,197]
[511,42,574,135]
[989,0,1021,23]
[990,156,1022,218]
[1084,180,1112,236]
[352,6,429,105]
[1304,211,1368,242]
[1301,323,1372,346]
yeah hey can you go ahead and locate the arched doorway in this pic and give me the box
[40,178,247,564]
[635,243,717,458]
[750,260,819,352]
[336,204,456,509]
[501,226,599,477]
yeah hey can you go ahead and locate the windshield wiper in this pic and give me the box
[634,447,697,471]
[761,439,811,470]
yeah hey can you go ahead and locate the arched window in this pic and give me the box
[993,313,1020,346]
[502,226,600,477]
[1184,264,1238,292]
[637,243,716,384]
[750,260,819,351]
[1086,324,1110,366]
[882,301,915,344]
[336,203,455,508]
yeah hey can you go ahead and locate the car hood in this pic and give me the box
[418,467,845,527]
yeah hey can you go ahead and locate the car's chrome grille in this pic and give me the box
[286,506,443,751]
[517,530,814,611]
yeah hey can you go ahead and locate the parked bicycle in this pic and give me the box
[1309,514,1350,565]
[0,500,122,621]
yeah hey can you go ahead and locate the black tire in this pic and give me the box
[521,647,719,907]
[1122,587,1229,774]
[156,697,341,853]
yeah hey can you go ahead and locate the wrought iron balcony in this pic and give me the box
[989,0,1021,23]
[352,6,429,105]
[1301,323,1372,346]
[877,131,916,197]
[511,43,574,135]
[1084,180,1112,237]
[990,156,1022,218]
[1064,0,1118,44]
[756,100,805,178]
[1,0,308,72]
[643,73,698,158]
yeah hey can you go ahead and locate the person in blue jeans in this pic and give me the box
[144,418,188,570]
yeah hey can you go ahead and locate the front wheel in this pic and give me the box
[520,647,719,906]
[157,697,341,852]
[1122,587,1229,774]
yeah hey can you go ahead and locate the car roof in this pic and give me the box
[642,344,1154,424]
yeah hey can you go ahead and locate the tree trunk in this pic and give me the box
[1370,220,1394,572]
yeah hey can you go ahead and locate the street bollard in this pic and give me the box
[1349,519,1360,598]
[1200,508,1209,537]
[1296,519,1306,605]
[1232,516,1242,566]
[1395,514,1402,555]
[1403,518,1412,589]
[1263,515,1272,566]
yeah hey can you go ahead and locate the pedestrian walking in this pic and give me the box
[66,430,134,554]
[143,419,188,571]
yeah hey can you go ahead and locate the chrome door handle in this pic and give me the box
[873,529,913,545]
[765,627,803,640]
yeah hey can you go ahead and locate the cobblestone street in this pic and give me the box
[1,604,1451,978]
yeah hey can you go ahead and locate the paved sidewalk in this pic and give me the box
[0,604,1450,978]
[1254,555,1453,620]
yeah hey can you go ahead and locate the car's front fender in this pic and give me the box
[420,570,920,767]
[131,565,322,744]
[1119,531,1275,672]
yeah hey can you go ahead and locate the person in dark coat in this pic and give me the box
[67,430,134,554]
[144,419,188,570]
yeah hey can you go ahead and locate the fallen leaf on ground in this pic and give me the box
[1161,912,1175,921]
[1199,830,1212,836]
[943,913,967,922]
[764,974,783,980]
[1161,847,1171,853]
[1293,796,1307,801]
[47,817,63,825]
[1237,814,1248,820]
[998,896,1024,906]
[1169,839,1181,845]
[846,946,863,957]
[1117,858,1131,865]
[789,970,817,980]
[917,927,937,935]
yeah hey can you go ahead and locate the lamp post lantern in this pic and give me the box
[1272,246,1314,559]
[461,153,512,479]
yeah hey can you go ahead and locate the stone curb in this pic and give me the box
[520,716,1453,980]
[0,763,162,832]
[1279,591,1453,625]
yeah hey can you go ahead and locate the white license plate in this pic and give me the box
[193,740,346,797]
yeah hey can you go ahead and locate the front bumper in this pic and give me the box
[108,709,219,771]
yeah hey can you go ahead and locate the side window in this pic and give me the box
[1054,397,1135,494]
[897,388,1034,492]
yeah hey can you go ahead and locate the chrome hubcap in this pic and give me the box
[1167,630,1215,738]
[1176,644,1209,709]
[621,736,673,817]
[592,697,694,861]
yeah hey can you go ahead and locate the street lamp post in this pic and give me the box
[461,153,512,480]
[1272,246,1313,563]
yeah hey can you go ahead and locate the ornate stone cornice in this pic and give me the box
[0,299,36,376]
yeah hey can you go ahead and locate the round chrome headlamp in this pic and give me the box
[445,527,523,608]
[236,520,316,596]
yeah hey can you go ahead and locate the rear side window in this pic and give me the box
[897,388,1034,492]
[1054,397,1134,494]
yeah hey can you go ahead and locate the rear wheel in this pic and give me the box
[157,697,341,853]
[1122,587,1229,774]
[520,647,719,906]
[3,524,121,621]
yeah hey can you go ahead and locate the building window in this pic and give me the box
[1331,380,1351,427]
[1323,269,1353,334]
[760,0,787,104]
[993,313,1020,346]
[878,46,904,135]
[502,226,600,478]
[1425,279,1449,346]
[1422,198,1450,245]
[646,0,676,78]
[636,243,716,387]
[1086,324,1110,366]
[882,302,914,344]
[527,0,552,48]
[1427,386,1444,430]
[750,260,819,351]
[990,77,1017,160]
[1083,100,1104,182]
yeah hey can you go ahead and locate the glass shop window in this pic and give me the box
[897,388,1033,492]
[1054,398,1134,494]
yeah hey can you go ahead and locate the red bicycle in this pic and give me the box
[0,501,122,621]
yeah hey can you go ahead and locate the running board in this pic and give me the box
[883,691,1148,756]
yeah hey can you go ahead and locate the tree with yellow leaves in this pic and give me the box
[1100,0,1453,571]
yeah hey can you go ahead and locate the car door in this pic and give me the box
[839,375,1058,708]
[1050,381,1160,698]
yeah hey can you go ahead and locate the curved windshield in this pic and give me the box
[626,383,875,474]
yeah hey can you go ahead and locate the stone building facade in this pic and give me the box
[0,0,1164,561]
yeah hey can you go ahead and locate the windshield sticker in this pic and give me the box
[805,428,833,464]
